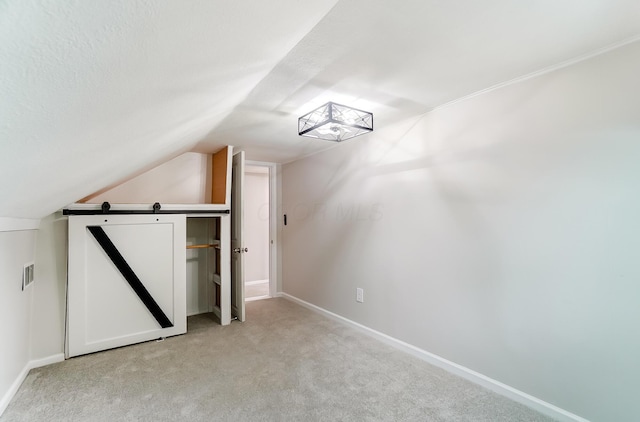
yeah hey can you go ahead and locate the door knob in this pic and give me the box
[243,247,249,253]
[234,248,241,253]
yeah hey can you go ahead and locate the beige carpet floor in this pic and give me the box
[1,298,555,421]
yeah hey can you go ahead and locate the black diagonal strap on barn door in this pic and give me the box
[87,226,173,328]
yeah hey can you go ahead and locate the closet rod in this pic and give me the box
[186,244,220,249]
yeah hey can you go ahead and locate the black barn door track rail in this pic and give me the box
[63,202,230,215]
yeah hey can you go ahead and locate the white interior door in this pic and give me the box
[231,151,246,321]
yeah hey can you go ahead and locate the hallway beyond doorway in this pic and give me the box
[245,279,269,301]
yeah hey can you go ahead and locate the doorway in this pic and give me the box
[243,163,272,301]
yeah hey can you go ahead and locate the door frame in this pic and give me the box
[245,160,279,298]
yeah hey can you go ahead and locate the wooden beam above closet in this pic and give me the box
[211,146,230,205]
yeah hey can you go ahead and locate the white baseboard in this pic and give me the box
[30,353,65,369]
[245,294,270,302]
[278,293,589,422]
[0,353,64,416]
[245,279,269,286]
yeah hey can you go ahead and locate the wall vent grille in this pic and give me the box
[22,263,34,290]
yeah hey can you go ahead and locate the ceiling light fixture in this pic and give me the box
[298,102,373,142]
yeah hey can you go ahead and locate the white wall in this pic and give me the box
[0,229,36,412]
[87,152,211,204]
[244,167,270,282]
[30,214,67,360]
[281,41,640,422]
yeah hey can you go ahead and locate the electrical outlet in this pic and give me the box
[22,262,34,290]
[356,288,364,303]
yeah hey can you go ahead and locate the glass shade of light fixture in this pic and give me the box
[298,102,373,142]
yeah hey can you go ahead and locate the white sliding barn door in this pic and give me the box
[67,215,186,357]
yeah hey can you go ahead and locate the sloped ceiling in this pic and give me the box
[1,0,640,219]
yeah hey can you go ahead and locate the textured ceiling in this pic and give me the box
[1,0,640,218]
